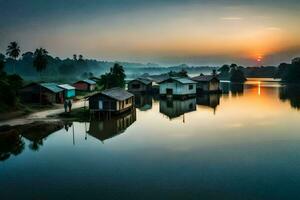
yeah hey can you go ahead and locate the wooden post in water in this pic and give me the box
[72,123,75,145]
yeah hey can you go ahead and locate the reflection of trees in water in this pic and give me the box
[0,133,25,161]
[220,82,230,94]
[230,83,244,96]
[279,85,300,110]
[220,82,244,97]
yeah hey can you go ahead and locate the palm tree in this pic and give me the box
[6,41,21,74]
[33,48,49,104]
[33,48,48,75]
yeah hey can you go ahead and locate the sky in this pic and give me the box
[1,0,300,66]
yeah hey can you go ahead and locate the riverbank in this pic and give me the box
[0,100,85,126]
[0,121,64,137]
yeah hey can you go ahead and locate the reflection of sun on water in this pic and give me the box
[258,81,261,96]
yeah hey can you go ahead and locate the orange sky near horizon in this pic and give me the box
[1,1,300,66]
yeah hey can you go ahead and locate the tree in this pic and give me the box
[0,54,5,75]
[33,48,49,104]
[218,64,230,73]
[6,41,20,74]
[99,63,126,89]
[230,63,238,71]
[282,58,300,83]
[111,63,126,88]
[33,48,48,76]
[230,68,246,83]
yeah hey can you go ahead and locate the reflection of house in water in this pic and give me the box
[134,95,152,111]
[196,94,220,114]
[279,86,300,110]
[88,109,136,142]
[159,98,196,120]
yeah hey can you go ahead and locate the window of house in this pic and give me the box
[189,84,194,90]
[126,99,129,104]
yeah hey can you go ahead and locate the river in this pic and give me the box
[1,79,300,199]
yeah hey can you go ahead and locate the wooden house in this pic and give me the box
[158,77,196,98]
[88,87,134,113]
[87,109,136,142]
[20,83,64,104]
[128,78,152,94]
[73,79,96,91]
[58,84,76,99]
[191,75,221,94]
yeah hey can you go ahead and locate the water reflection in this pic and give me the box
[230,83,244,96]
[279,85,300,110]
[87,109,136,142]
[197,94,220,114]
[134,94,152,111]
[2,80,300,199]
[0,132,25,161]
[159,98,196,120]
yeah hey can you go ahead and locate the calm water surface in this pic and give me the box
[1,80,300,199]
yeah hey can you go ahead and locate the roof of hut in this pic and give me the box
[191,75,219,82]
[158,77,196,84]
[40,83,64,93]
[58,84,75,90]
[90,87,134,101]
[129,78,152,85]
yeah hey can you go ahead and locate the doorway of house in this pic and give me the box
[166,88,173,96]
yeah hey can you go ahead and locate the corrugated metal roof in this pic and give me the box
[191,75,219,82]
[40,83,64,93]
[159,77,196,84]
[82,79,96,85]
[129,78,152,85]
[101,87,134,101]
[58,84,75,90]
[174,77,196,84]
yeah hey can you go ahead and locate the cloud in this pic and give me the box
[266,27,282,31]
[220,17,243,21]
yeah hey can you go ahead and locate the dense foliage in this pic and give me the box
[98,63,126,89]
[275,58,300,83]
[0,56,23,110]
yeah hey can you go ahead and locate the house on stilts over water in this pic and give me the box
[88,87,135,114]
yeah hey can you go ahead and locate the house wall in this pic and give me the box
[73,82,89,91]
[128,81,151,93]
[89,95,133,112]
[196,82,209,91]
[65,89,76,98]
[89,84,96,91]
[159,81,196,95]
[209,80,220,91]
[196,80,220,92]
[20,84,63,104]
[116,97,133,111]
